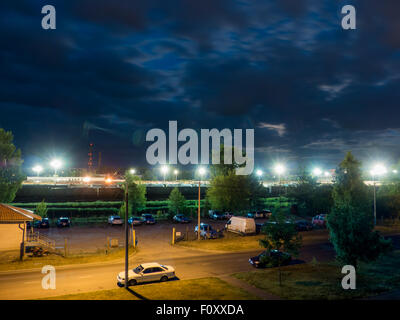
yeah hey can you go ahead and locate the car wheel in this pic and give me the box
[128,279,137,286]
[160,276,168,282]
[117,282,124,288]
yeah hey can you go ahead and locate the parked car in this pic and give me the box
[258,210,272,218]
[128,216,143,226]
[295,220,313,231]
[249,250,292,268]
[312,214,327,228]
[56,217,71,228]
[173,214,191,223]
[195,223,219,239]
[224,212,234,219]
[108,215,123,226]
[141,214,156,225]
[117,262,175,287]
[27,218,50,229]
[246,211,267,219]
[226,216,256,235]
[209,211,226,220]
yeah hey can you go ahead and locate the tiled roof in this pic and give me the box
[0,204,42,223]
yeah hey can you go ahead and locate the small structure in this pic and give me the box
[0,204,42,259]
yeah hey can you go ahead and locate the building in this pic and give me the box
[0,204,41,257]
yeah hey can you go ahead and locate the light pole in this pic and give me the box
[174,169,179,181]
[197,167,206,240]
[124,176,129,289]
[161,165,169,183]
[256,169,263,183]
[370,164,387,226]
[129,168,136,175]
[32,165,43,177]
[50,159,62,176]
[312,167,322,182]
[273,164,286,199]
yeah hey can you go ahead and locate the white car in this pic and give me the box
[108,215,123,225]
[117,262,176,286]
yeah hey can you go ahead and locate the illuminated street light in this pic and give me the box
[256,169,263,177]
[32,165,43,177]
[370,163,387,226]
[393,170,398,174]
[50,159,62,176]
[273,164,286,175]
[161,165,169,182]
[312,168,322,176]
[174,169,179,181]
[197,167,206,241]
[83,176,91,183]
[105,177,113,184]
[129,168,136,175]
[324,171,330,177]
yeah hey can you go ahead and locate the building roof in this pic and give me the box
[0,204,42,223]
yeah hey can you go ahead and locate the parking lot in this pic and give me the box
[37,217,269,254]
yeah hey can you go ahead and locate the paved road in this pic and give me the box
[1,233,397,300]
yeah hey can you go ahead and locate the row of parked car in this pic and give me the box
[108,214,156,226]
[208,210,272,220]
[27,217,71,229]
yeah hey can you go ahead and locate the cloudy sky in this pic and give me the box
[1,0,400,172]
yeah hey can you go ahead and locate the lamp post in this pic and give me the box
[256,169,263,183]
[312,167,322,182]
[197,167,206,240]
[174,169,179,181]
[370,164,387,226]
[32,165,43,177]
[161,165,169,183]
[273,164,286,199]
[50,159,62,176]
[124,176,129,289]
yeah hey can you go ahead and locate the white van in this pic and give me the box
[225,216,256,235]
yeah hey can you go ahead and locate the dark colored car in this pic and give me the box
[56,217,71,228]
[195,223,219,239]
[173,214,191,223]
[128,216,143,226]
[312,214,327,228]
[295,220,313,231]
[141,214,156,225]
[27,218,50,229]
[249,250,292,268]
[209,211,226,220]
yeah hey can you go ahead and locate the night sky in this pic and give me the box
[1,1,400,172]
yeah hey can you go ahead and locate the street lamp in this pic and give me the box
[129,168,136,175]
[197,167,206,240]
[161,165,169,183]
[312,167,322,177]
[32,165,43,177]
[273,164,286,198]
[370,164,387,226]
[174,169,179,181]
[256,169,263,183]
[50,159,62,176]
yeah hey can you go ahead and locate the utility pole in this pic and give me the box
[373,175,377,226]
[197,179,201,240]
[124,179,129,289]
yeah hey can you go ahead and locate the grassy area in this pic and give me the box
[0,247,136,271]
[233,250,400,299]
[41,277,259,300]
[177,229,330,252]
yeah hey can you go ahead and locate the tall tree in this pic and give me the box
[328,152,392,268]
[124,171,147,216]
[35,200,48,218]
[168,187,187,215]
[0,128,25,203]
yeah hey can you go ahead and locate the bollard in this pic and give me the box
[172,227,176,245]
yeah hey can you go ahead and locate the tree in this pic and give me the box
[168,187,187,215]
[0,128,25,203]
[35,200,48,218]
[259,211,302,285]
[207,171,263,212]
[327,152,392,268]
[377,182,400,220]
[124,171,147,216]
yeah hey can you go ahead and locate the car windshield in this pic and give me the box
[60,218,68,222]
[133,265,144,274]
[114,216,121,219]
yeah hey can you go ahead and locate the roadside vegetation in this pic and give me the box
[0,247,136,271]
[233,250,400,300]
[41,277,258,300]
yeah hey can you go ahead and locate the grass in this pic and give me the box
[0,247,136,271]
[177,229,330,252]
[41,277,259,300]
[233,250,400,300]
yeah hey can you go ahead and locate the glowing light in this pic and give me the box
[32,165,43,175]
[324,171,330,177]
[256,169,263,177]
[105,177,113,184]
[50,159,62,169]
[129,169,136,175]
[312,168,323,176]
[83,176,91,183]
[174,169,179,175]
[161,165,169,174]
[198,167,206,176]
[370,164,387,176]
[273,164,286,175]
